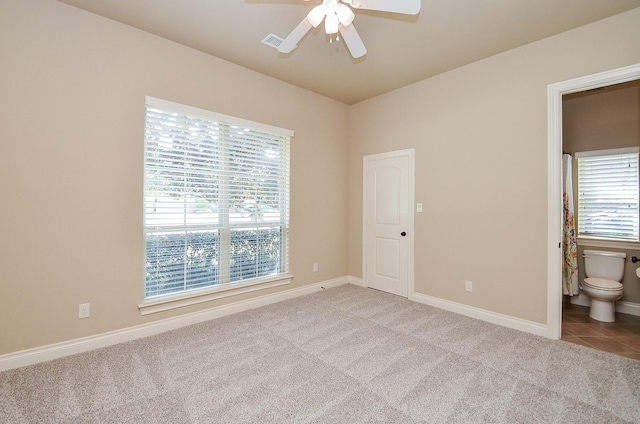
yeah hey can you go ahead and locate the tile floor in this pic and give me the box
[562,302,640,360]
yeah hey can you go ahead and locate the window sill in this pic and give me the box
[138,274,293,315]
[577,238,640,251]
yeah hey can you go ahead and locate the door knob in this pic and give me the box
[400,232,407,236]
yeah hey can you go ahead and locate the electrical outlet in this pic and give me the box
[79,303,90,319]
[465,280,473,292]
[313,263,318,272]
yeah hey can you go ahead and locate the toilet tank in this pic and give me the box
[583,249,626,281]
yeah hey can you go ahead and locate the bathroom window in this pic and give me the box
[576,147,639,242]
[142,97,292,310]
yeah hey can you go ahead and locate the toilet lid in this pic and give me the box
[583,278,623,291]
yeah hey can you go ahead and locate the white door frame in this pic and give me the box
[547,63,640,339]
[363,148,415,297]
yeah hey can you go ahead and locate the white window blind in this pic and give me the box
[144,97,292,299]
[577,148,639,241]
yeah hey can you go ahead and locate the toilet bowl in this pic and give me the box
[582,250,626,323]
[582,278,623,322]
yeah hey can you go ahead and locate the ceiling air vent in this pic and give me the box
[261,34,284,49]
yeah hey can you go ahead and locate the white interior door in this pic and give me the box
[363,149,414,297]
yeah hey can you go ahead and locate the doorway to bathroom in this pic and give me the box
[547,63,640,358]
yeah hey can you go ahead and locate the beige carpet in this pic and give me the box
[1,284,639,423]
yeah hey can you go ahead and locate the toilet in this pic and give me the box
[582,249,625,322]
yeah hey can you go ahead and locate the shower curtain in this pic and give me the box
[563,154,579,295]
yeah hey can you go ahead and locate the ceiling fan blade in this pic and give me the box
[278,18,314,54]
[339,24,367,58]
[347,0,421,15]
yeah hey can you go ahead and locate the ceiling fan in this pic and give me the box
[278,0,421,58]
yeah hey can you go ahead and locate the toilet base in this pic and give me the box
[588,298,616,322]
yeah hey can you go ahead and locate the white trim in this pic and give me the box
[410,291,548,337]
[574,147,639,158]
[145,96,294,137]
[139,275,293,315]
[348,275,365,287]
[548,79,564,340]
[569,293,590,307]
[577,238,640,251]
[0,277,350,372]
[547,63,640,340]
[362,148,415,298]
[616,300,640,316]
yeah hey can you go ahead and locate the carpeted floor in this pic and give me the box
[1,284,639,423]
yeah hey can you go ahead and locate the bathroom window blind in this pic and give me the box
[143,97,292,299]
[576,148,639,241]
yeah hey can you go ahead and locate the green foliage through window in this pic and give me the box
[143,98,290,299]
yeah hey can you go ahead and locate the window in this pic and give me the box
[576,148,639,241]
[143,97,292,303]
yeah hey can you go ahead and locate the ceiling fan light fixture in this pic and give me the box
[336,4,355,26]
[325,13,339,34]
[279,0,420,58]
[307,5,325,27]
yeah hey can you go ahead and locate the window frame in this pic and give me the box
[139,97,294,315]
[575,147,640,244]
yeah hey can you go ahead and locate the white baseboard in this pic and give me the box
[570,293,640,317]
[569,293,590,307]
[618,300,640,316]
[410,291,548,338]
[347,275,365,287]
[0,276,352,372]
[8,277,606,372]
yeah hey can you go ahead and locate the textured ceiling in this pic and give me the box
[58,0,640,104]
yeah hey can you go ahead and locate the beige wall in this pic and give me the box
[563,80,640,153]
[563,81,640,305]
[0,0,349,355]
[348,8,640,324]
